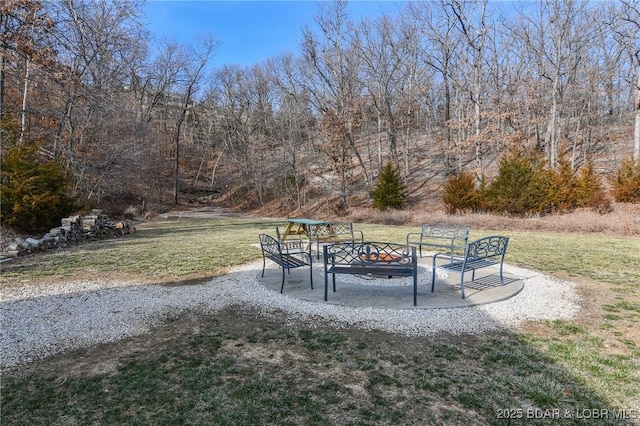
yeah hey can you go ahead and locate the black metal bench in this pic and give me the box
[275,225,309,253]
[406,223,470,258]
[311,221,364,259]
[259,234,313,293]
[431,235,509,299]
[323,242,418,306]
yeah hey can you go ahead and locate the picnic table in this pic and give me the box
[279,219,364,257]
[280,218,328,241]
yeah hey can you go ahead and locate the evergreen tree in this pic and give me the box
[486,149,555,215]
[1,138,80,233]
[371,162,407,211]
[442,171,482,214]
[610,158,640,203]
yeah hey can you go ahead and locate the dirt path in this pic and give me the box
[153,206,263,221]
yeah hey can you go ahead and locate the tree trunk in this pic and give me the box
[545,75,560,169]
[634,68,640,166]
[0,53,5,143]
[377,112,383,170]
[173,120,182,205]
[210,149,224,187]
[473,56,482,178]
[19,57,30,144]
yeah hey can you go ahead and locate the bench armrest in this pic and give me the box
[432,251,464,269]
[406,232,422,244]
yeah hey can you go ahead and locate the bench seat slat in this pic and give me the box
[267,254,309,269]
[440,258,499,273]
[328,265,415,276]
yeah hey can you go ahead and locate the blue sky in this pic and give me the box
[143,1,405,68]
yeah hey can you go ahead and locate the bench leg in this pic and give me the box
[460,272,466,299]
[430,257,437,292]
[280,267,286,293]
[261,257,266,277]
[324,271,328,301]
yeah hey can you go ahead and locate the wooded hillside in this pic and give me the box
[2,0,639,218]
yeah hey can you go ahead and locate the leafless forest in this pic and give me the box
[1,0,639,218]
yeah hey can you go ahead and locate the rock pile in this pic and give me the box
[3,210,135,258]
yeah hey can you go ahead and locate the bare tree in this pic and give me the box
[207,62,277,207]
[447,0,491,177]
[0,0,56,145]
[354,11,423,182]
[44,0,148,202]
[513,0,597,169]
[169,34,217,205]
[408,1,461,174]
[612,0,640,165]
[356,14,405,169]
[300,0,370,209]
[272,53,315,213]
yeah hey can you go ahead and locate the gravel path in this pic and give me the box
[0,261,580,370]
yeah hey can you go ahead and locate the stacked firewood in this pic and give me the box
[3,210,136,258]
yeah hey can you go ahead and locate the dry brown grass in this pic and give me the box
[347,202,640,236]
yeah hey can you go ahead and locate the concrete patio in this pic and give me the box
[257,255,525,310]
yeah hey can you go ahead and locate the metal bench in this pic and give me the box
[275,225,309,254]
[311,221,364,259]
[406,223,470,258]
[323,242,418,306]
[259,234,313,293]
[431,235,509,299]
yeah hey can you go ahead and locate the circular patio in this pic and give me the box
[257,256,525,309]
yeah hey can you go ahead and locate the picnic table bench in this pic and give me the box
[323,242,418,306]
[406,223,470,258]
[259,233,313,293]
[431,235,509,299]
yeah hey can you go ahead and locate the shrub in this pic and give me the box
[1,140,80,233]
[442,171,482,214]
[585,190,613,214]
[574,161,612,213]
[550,158,578,213]
[610,158,640,203]
[371,162,407,211]
[486,149,555,216]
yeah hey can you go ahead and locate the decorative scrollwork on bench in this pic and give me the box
[323,242,418,306]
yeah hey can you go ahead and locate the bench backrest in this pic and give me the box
[312,221,354,237]
[464,235,509,262]
[259,234,282,259]
[421,223,470,241]
[324,242,415,266]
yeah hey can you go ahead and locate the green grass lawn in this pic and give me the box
[1,218,639,425]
